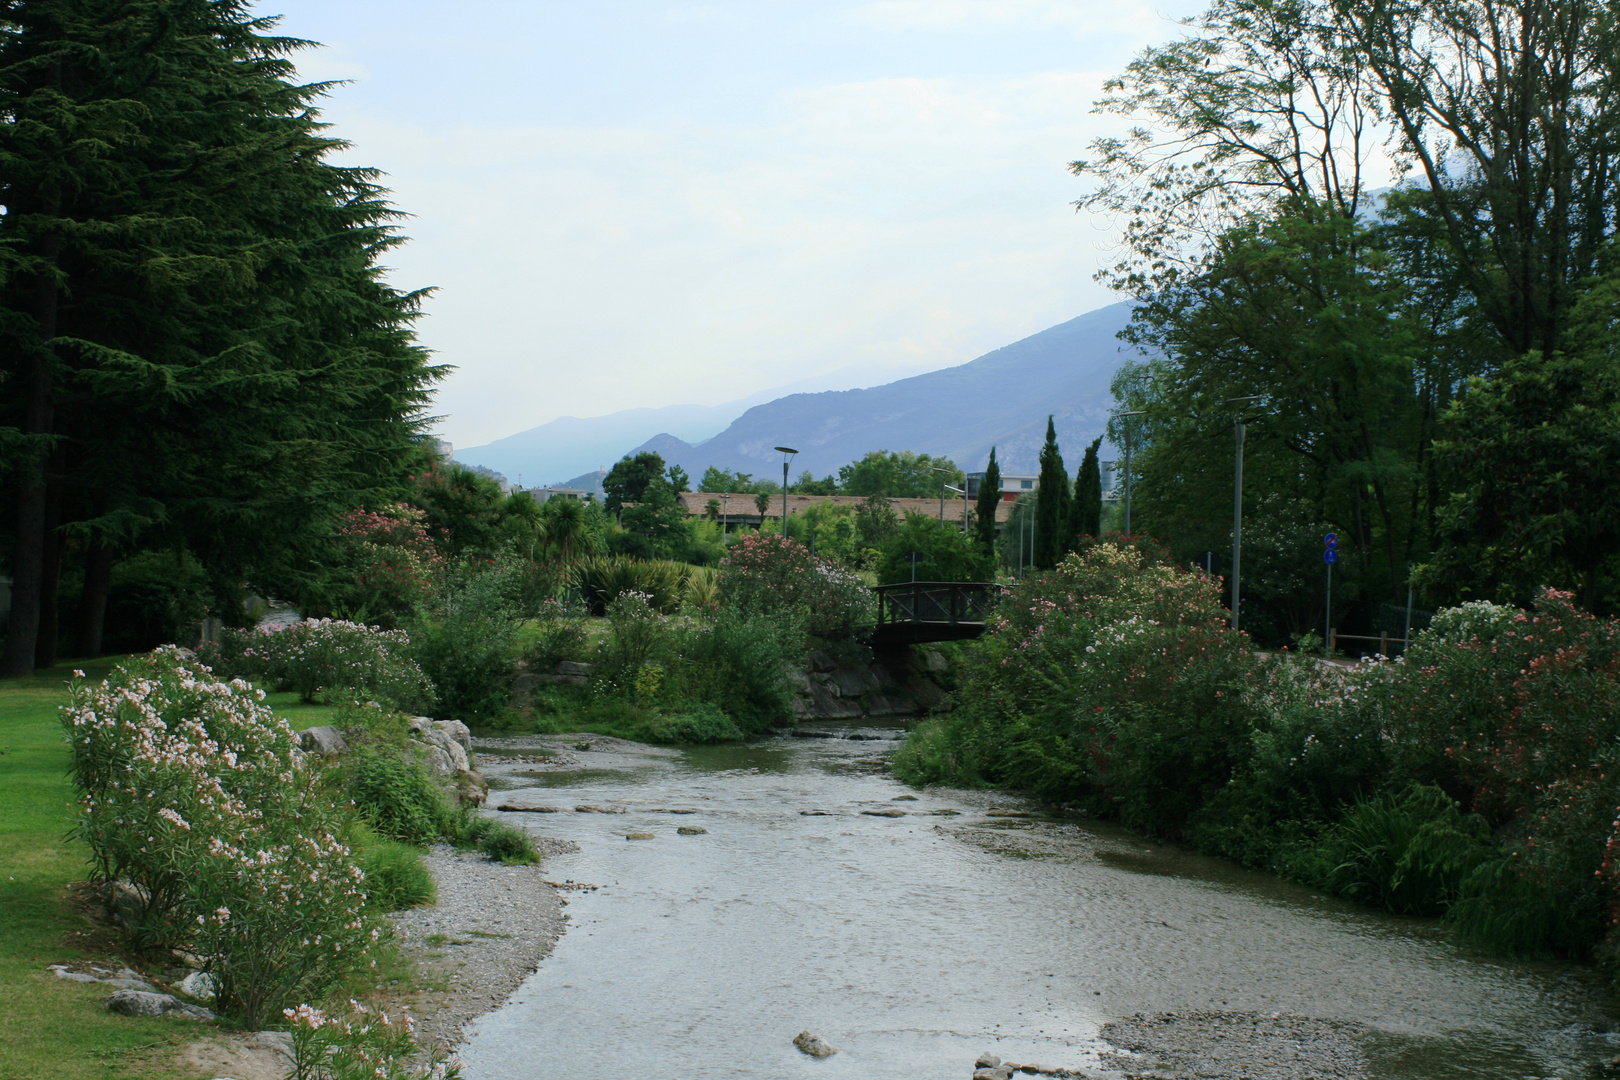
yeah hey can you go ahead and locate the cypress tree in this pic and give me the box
[0,1,438,673]
[1070,436,1103,546]
[1033,417,1069,569]
[974,447,1001,552]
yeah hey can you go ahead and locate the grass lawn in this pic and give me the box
[0,657,211,1080]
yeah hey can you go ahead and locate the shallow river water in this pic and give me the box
[459,723,1617,1080]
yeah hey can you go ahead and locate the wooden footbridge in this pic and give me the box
[868,581,1002,645]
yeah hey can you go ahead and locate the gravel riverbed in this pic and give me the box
[387,840,576,1051]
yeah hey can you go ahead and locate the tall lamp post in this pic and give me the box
[1223,396,1264,632]
[720,493,730,540]
[774,446,798,535]
[1110,409,1146,536]
[944,484,968,531]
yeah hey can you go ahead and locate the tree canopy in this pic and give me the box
[0,0,439,673]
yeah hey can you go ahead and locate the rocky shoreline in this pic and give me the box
[385,841,577,1052]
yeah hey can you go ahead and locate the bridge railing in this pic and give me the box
[872,582,1002,628]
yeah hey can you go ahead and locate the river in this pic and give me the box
[458,722,1617,1080]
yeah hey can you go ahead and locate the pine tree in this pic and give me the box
[1070,437,1103,547]
[974,447,1001,552]
[0,1,438,673]
[1033,417,1070,569]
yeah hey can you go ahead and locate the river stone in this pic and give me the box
[497,803,561,813]
[557,660,593,677]
[800,809,831,815]
[793,1031,837,1057]
[975,1052,1002,1069]
[676,825,707,835]
[809,650,838,673]
[106,989,214,1020]
[422,745,455,777]
[298,725,348,756]
[923,649,949,674]
[892,794,918,801]
[575,804,626,814]
[178,971,217,1001]
[974,1067,1014,1080]
[433,719,473,754]
[862,808,907,817]
[626,832,656,840]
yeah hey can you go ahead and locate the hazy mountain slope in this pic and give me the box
[646,302,1138,478]
[454,402,745,487]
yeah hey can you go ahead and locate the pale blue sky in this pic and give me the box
[258,1,1202,447]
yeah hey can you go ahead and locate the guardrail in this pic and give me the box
[872,582,1001,635]
[1330,629,1408,656]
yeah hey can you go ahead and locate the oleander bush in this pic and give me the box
[717,532,874,639]
[902,562,1620,962]
[896,541,1257,833]
[286,1001,462,1080]
[62,649,379,1026]
[198,618,435,713]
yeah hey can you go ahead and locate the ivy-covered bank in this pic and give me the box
[897,539,1620,966]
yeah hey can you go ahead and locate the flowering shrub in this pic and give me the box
[718,533,874,639]
[199,618,435,713]
[286,1001,462,1080]
[63,649,378,1026]
[329,504,445,627]
[897,543,1257,832]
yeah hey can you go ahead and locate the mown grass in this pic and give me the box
[0,657,204,1080]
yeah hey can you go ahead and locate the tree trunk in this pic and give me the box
[34,469,64,669]
[1,236,60,678]
[78,541,115,659]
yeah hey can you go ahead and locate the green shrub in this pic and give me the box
[676,609,801,733]
[347,748,455,846]
[637,703,745,744]
[411,559,526,723]
[473,821,540,865]
[523,599,591,670]
[573,555,686,614]
[1317,784,1494,916]
[357,837,436,912]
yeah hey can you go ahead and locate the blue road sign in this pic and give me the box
[1324,548,1338,564]
[1324,532,1338,548]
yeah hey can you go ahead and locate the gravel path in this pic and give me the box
[387,840,577,1051]
[1097,1011,1368,1079]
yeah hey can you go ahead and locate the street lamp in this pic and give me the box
[774,446,798,535]
[720,493,730,540]
[931,467,953,522]
[1223,396,1265,632]
[1109,409,1147,536]
[944,484,968,531]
